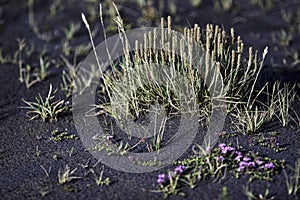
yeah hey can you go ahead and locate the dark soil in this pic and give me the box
[0,0,299,200]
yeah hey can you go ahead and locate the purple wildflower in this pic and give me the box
[106,135,114,140]
[243,156,251,162]
[157,174,165,184]
[206,146,211,153]
[235,152,243,161]
[248,162,256,167]
[238,162,248,171]
[217,156,225,162]
[174,165,185,174]
[249,138,254,145]
[221,148,227,154]
[264,162,275,169]
[218,143,226,149]
[222,146,234,154]
[64,100,70,106]
[256,158,263,165]
[226,146,235,151]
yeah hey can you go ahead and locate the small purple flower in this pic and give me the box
[248,162,256,167]
[256,158,263,165]
[264,162,275,169]
[235,155,242,161]
[218,143,226,149]
[221,148,227,154]
[217,156,225,162]
[249,138,254,144]
[226,146,235,151]
[106,135,113,140]
[128,155,135,161]
[219,144,235,154]
[243,156,251,162]
[174,165,185,174]
[222,147,234,154]
[238,162,247,171]
[238,166,244,171]
[234,151,243,161]
[64,100,70,106]
[157,174,165,184]
[240,161,249,167]
[206,146,211,153]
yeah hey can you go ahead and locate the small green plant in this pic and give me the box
[271,29,293,46]
[35,145,41,156]
[28,0,53,41]
[60,56,77,98]
[189,0,203,7]
[284,159,300,196]
[287,48,300,68]
[91,168,111,186]
[60,51,96,96]
[18,55,51,88]
[249,0,277,9]
[74,43,92,56]
[58,165,81,184]
[40,165,51,178]
[221,186,228,200]
[0,48,10,64]
[39,189,49,197]
[214,0,233,11]
[274,83,297,127]
[92,133,144,156]
[157,167,186,198]
[38,56,50,81]
[281,9,293,25]
[63,22,81,41]
[232,105,269,135]
[49,0,63,17]
[22,84,70,122]
[50,129,79,142]
[244,186,275,200]
[66,147,74,157]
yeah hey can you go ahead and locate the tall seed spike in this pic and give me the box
[230,28,235,45]
[148,32,152,65]
[196,27,201,43]
[167,16,171,35]
[144,33,148,64]
[135,40,139,64]
[217,29,222,59]
[231,50,235,69]
[254,50,258,72]
[248,47,253,68]
[161,18,165,64]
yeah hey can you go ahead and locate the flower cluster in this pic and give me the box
[157,165,185,184]
[217,143,276,173]
[218,143,235,154]
[174,165,185,174]
[157,174,166,184]
[157,142,284,197]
